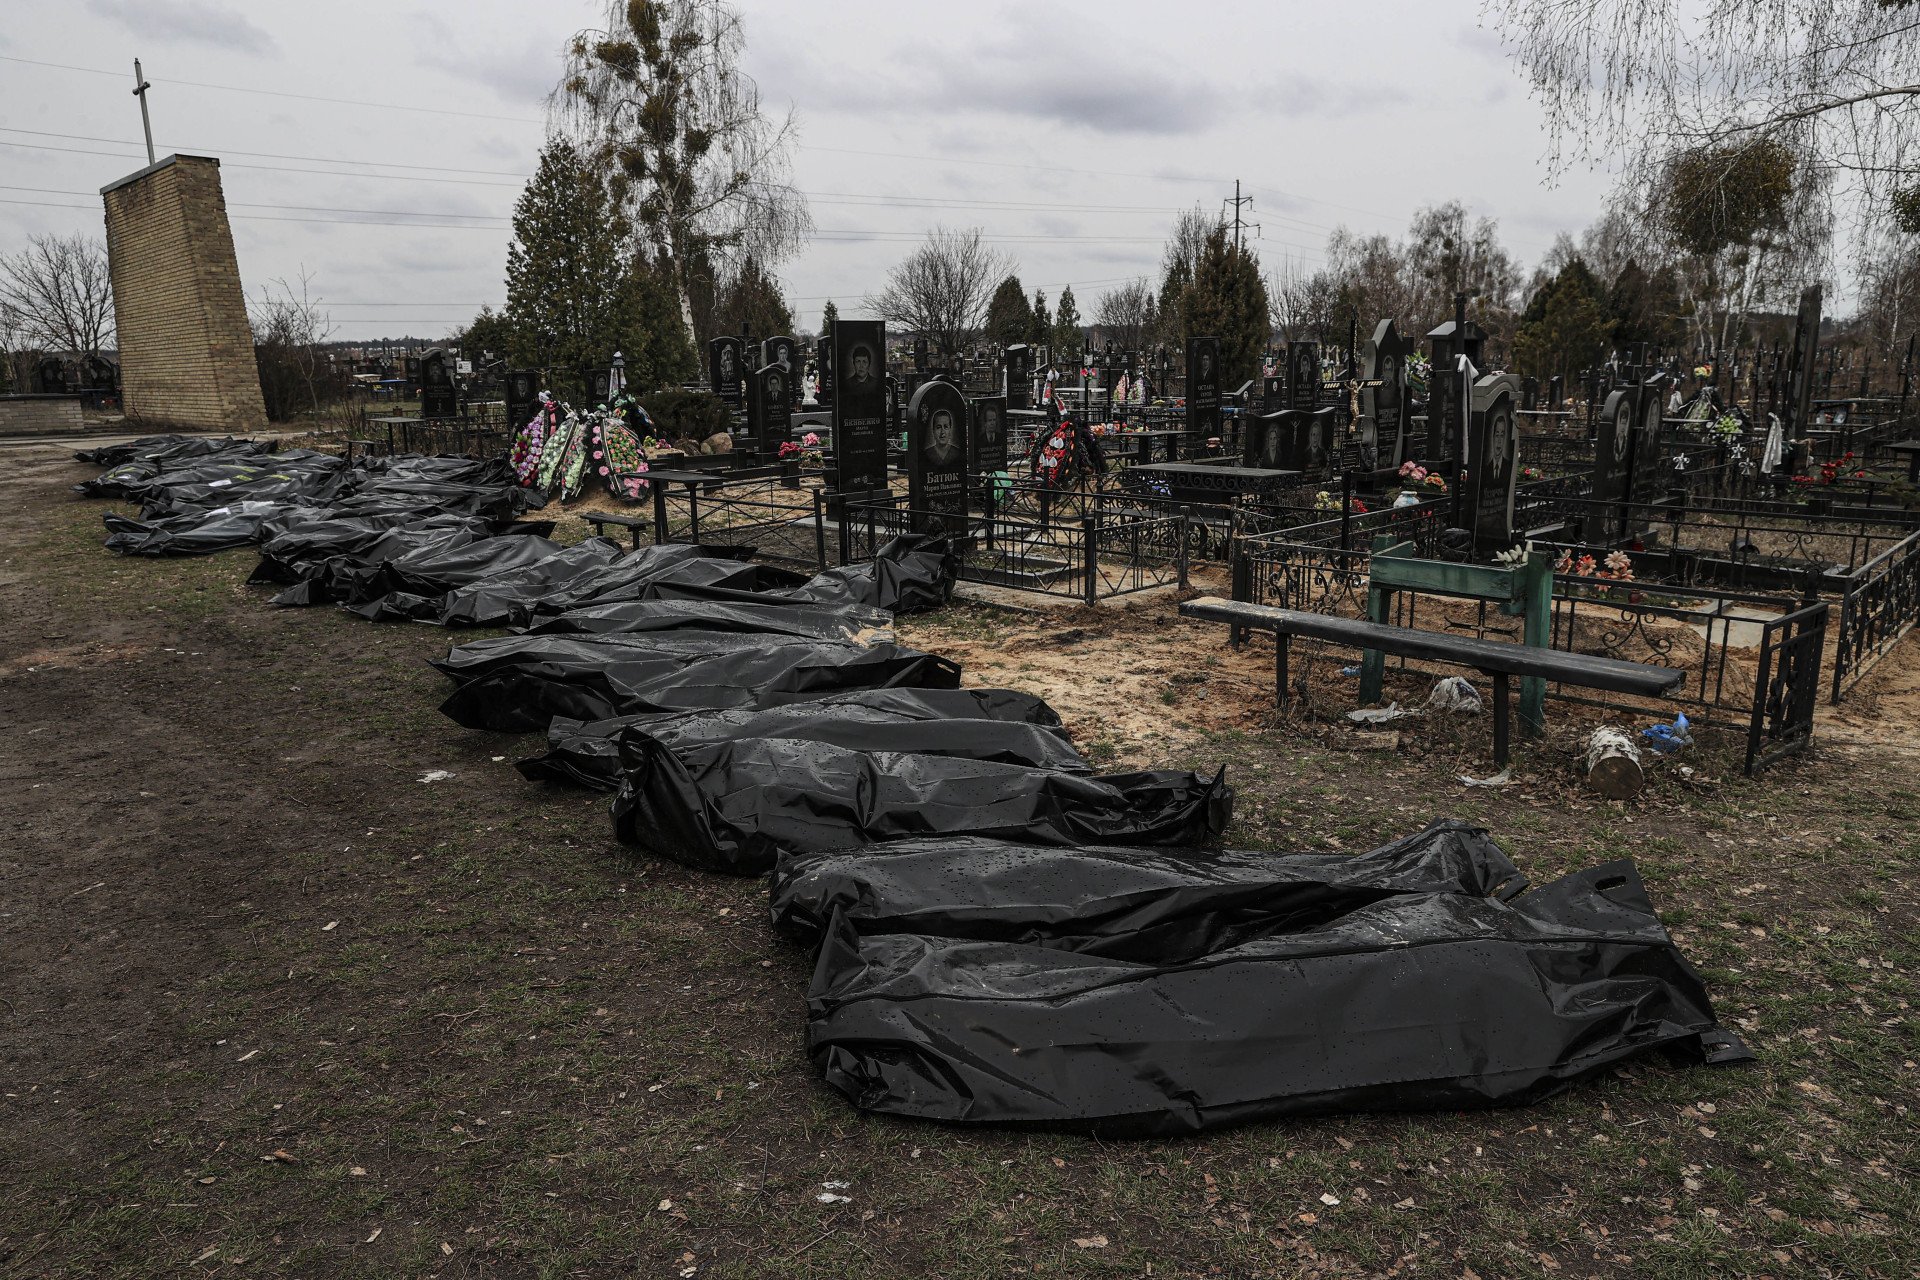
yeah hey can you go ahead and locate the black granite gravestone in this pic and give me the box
[420,347,459,419]
[1244,411,1287,469]
[748,362,793,458]
[1262,376,1286,413]
[1287,342,1319,412]
[1426,307,1486,466]
[831,320,888,495]
[815,336,834,407]
[1361,319,1410,471]
[1785,285,1822,435]
[1186,335,1221,447]
[584,366,613,405]
[505,369,539,431]
[1626,376,1667,517]
[1585,387,1638,543]
[762,336,799,405]
[1467,373,1522,554]
[710,337,744,406]
[907,379,968,533]
[970,395,1008,479]
[1004,343,1033,409]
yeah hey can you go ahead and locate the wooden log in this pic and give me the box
[1582,726,1645,799]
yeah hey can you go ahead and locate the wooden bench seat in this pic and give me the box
[1180,597,1684,768]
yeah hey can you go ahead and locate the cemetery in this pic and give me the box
[7,3,1920,1277]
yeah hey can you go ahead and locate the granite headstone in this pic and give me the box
[831,320,888,495]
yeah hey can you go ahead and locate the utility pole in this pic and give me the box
[131,59,155,166]
[1224,180,1257,253]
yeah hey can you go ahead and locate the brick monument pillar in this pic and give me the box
[101,154,267,431]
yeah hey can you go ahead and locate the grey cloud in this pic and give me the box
[89,0,277,54]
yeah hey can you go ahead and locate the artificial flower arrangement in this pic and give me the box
[1398,459,1448,494]
[1707,413,1743,439]
[1694,363,1714,379]
[777,431,826,467]
[1312,490,1370,514]
[1553,548,1635,582]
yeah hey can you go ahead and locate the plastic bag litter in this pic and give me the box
[805,860,1752,1135]
[769,819,1526,956]
[519,688,1079,790]
[1426,676,1483,712]
[1347,702,1413,724]
[1642,713,1694,755]
[434,631,962,733]
[611,734,1232,875]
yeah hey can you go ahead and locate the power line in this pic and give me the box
[0,58,1387,225]
[0,127,531,178]
[0,139,529,187]
[0,54,546,125]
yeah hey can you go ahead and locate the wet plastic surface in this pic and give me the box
[434,633,962,733]
[768,819,1525,956]
[520,599,894,643]
[611,734,1231,875]
[520,688,1083,790]
[806,860,1753,1135]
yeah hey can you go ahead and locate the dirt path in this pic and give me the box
[4,446,1916,1280]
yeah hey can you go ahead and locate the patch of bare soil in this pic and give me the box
[898,599,1277,766]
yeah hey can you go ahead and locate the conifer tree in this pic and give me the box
[1179,227,1271,384]
[984,276,1032,347]
[1052,286,1083,359]
[503,138,693,390]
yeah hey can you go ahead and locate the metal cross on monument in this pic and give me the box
[131,59,156,165]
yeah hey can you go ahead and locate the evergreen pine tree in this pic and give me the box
[1052,286,1083,359]
[821,299,839,332]
[1179,228,1271,385]
[1030,289,1052,346]
[1514,260,1610,381]
[713,256,795,338]
[1158,258,1193,346]
[503,138,692,391]
[984,275,1032,347]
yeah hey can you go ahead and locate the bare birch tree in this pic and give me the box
[1485,0,1920,236]
[553,0,812,336]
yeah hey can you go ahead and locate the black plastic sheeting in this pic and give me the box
[84,438,543,555]
[610,734,1231,875]
[520,687,1081,790]
[805,859,1753,1135]
[103,500,310,556]
[71,438,1752,1136]
[347,535,623,623]
[769,819,1525,955]
[522,598,893,643]
[435,632,963,733]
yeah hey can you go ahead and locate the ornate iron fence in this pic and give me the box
[652,475,827,570]
[839,495,1188,604]
[1228,527,1818,770]
[1749,599,1828,772]
[1831,525,1920,702]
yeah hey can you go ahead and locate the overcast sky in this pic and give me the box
[0,0,1628,343]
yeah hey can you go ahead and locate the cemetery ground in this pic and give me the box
[2,445,1917,1280]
